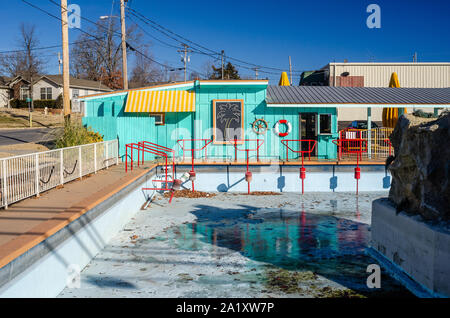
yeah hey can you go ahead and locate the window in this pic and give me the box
[150,113,165,125]
[72,89,80,98]
[40,87,52,100]
[319,114,332,134]
[20,87,30,100]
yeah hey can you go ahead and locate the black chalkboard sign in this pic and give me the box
[213,100,244,144]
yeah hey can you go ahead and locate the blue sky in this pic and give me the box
[1,0,449,84]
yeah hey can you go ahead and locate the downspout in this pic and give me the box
[333,63,336,87]
[367,107,372,159]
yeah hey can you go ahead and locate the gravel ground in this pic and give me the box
[59,192,413,298]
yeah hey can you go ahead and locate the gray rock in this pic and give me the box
[388,112,450,221]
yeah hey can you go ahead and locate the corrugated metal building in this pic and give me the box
[301,62,450,126]
[328,62,450,88]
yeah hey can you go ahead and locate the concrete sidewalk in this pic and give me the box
[0,163,153,269]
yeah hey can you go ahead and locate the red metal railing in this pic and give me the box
[281,139,317,163]
[337,130,368,160]
[333,138,367,162]
[281,140,317,194]
[332,138,367,195]
[384,138,393,157]
[177,139,213,162]
[229,139,265,194]
[177,139,213,191]
[229,138,264,163]
[138,141,175,179]
[125,142,176,203]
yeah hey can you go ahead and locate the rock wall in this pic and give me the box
[388,112,450,221]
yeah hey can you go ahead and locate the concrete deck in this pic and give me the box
[0,163,153,270]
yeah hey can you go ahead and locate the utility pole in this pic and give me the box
[178,44,192,82]
[253,67,259,80]
[289,56,293,85]
[221,50,225,80]
[120,0,128,90]
[61,0,71,121]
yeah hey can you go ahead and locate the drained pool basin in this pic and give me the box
[59,192,413,298]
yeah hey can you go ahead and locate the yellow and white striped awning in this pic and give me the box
[125,90,196,113]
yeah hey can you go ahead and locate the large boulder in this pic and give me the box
[388,112,450,221]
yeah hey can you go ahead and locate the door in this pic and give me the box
[299,113,318,156]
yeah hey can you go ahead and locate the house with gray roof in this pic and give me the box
[0,74,112,108]
[32,75,112,103]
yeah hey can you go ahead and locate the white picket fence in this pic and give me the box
[0,140,119,209]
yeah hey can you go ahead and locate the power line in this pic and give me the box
[22,0,181,75]
[22,0,104,43]
[0,39,98,55]
[48,0,122,38]
[22,0,298,82]
[127,7,306,74]
[127,14,182,50]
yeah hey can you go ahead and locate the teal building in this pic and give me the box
[80,80,340,161]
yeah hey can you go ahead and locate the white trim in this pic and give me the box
[200,81,268,86]
[79,83,196,101]
[80,92,127,101]
[266,103,449,108]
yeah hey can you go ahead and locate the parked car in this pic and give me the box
[347,120,379,130]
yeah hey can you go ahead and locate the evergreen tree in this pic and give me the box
[209,62,240,80]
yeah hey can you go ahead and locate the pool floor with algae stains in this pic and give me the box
[58,192,413,298]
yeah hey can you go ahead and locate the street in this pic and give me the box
[0,128,58,146]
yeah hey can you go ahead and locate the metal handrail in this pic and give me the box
[332,138,367,161]
[228,139,264,162]
[281,139,317,162]
[177,139,213,161]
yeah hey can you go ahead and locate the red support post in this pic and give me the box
[137,143,140,167]
[247,150,250,194]
[192,149,195,191]
[125,145,128,172]
[286,141,289,162]
[131,146,133,171]
[281,140,317,195]
[234,137,237,161]
[229,139,264,194]
[176,139,212,192]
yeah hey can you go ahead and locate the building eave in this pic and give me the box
[266,103,450,108]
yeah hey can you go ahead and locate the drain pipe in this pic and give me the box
[300,153,306,194]
[189,149,196,191]
[245,149,252,194]
[355,150,361,195]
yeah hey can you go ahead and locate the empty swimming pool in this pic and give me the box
[58,192,412,298]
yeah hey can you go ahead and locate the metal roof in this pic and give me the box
[39,75,113,92]
[266,86,450,105]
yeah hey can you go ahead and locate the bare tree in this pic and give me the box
[71,18,143,89]
[201,60,214,79]
[130,48,165,88]
[0,23,45,108]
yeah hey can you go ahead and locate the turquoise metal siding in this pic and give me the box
[82,84,338,161]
